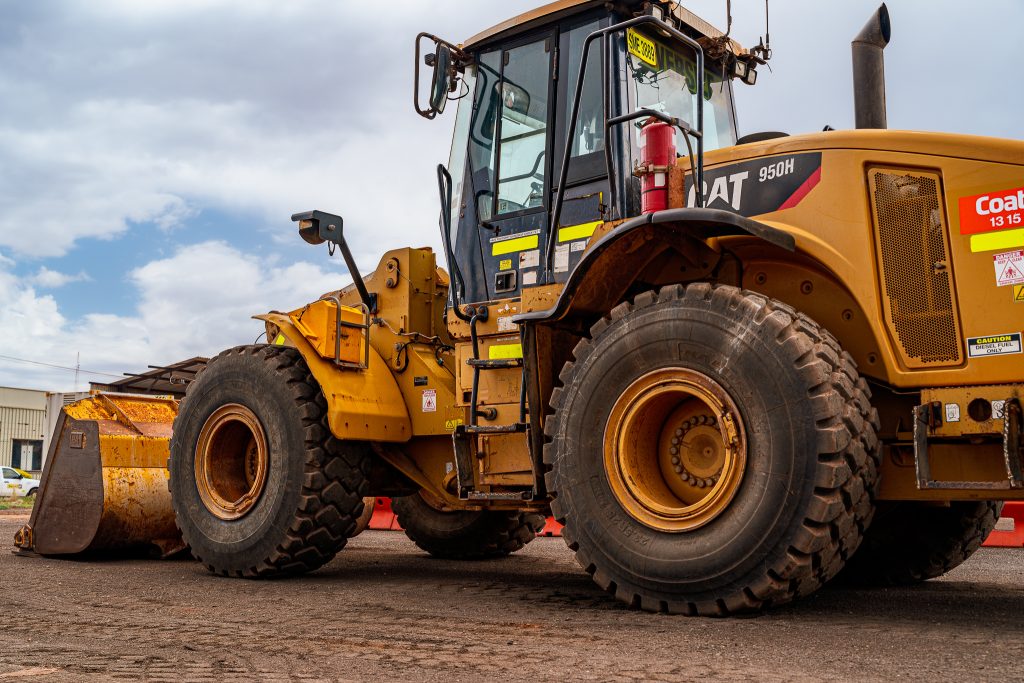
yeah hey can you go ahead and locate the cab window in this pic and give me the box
[466,36,554,221]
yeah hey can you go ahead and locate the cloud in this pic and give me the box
[30,267,91,288]
[0,241,347,390]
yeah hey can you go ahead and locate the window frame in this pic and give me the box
[488,28,559,222]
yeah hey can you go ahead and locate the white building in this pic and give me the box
[0,387,47,472]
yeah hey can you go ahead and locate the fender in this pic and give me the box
[255,313,412,443]
[517,208,795,325]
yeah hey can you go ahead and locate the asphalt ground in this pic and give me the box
[0,514,1022,682]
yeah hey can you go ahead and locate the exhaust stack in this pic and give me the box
[852,3,891,129]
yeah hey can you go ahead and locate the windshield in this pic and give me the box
[624,28,737,152]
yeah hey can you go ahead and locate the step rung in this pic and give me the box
[466,490,533,501]
[463,423,528,434]
[467,358,523,370]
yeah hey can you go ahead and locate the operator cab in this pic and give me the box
[418,0,758,308]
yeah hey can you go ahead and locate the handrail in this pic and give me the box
[548,14,706,272]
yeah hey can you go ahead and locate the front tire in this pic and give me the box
[546,284,880,615]
[170,345,371,577]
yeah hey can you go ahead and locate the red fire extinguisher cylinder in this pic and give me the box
[638,119,677,214]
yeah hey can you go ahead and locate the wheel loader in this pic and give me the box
[17,0,1024,615]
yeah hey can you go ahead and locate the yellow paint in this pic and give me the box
[499,259,512,271]
[1015,284,1024,303]
[492,234,539,256]
[488,343,523,360]
[626,29,658,67]
[558,220,601,243]
[256,314,412,442]
[971,228,1024,253]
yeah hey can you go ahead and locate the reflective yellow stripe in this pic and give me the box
[491,235,539,256]
[274,334,287,346]
[971,228,1024,253]
[558,220,601,243]
[488,343,523,360]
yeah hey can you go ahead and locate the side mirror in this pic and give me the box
[430,45,453,115]
[415,32,463,120]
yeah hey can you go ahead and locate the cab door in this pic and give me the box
[453,31,557,305]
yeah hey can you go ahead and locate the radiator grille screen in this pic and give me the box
[868,169,963,367]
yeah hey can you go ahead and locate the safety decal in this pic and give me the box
[497,316,517,332]
[444,418,463,431]
[1014,284,1024,303]
[519,249,540,269]
[944,404,960,423]
[499,259,512,271]
[959,186,1024,253]
[554,243,570,273]
[685,153,823,217]
[557,220,600,243]
[522,271,538,286]
[488,342,523,360]
[490,229,541,256]
[421,389,437,413]
[993,250,1024,287]
[993,401,1007,420]
[967,333,1022,358]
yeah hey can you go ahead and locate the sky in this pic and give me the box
[0,0,1020,392]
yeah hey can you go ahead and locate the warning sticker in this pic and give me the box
[421,389,437,413]
[497,316,516,333]
[522,270,537,286]
[944,404,960,423]
[519,249,540,269]
[993,401,1007,420]
[1015,284,1024,303]
[994,250,1024,286]
[499,258,512,271]
[554,243,570,273]
[570,240,587,253]
[967,333,1023,358]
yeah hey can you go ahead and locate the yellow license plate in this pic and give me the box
[627,29,658,67]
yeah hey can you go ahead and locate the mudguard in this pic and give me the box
[256,313,412,443]
[517,208,795,325]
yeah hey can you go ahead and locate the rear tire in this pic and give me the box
[841,500,1003,584]
[170,345,371,577]
[392,492,544,559]
[26,488,37,497]
[546,284,880,615]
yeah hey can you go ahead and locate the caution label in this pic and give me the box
[967,333,1022,358]
[994,250,1024,286]
[421,389,437,413]
[1015,284,1024,303]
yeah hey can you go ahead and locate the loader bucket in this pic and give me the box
[14,393,184,558]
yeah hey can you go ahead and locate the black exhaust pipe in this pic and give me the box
[852,3,891,129]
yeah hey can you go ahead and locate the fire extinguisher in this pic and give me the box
[636,118,677,214]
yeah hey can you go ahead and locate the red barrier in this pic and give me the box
[367,497,563,537]
[984,502,1024,548]
[368,497,402,531]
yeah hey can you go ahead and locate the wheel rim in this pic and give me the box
[195,404,269,521]
[603,368,747,532]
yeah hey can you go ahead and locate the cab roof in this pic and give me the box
[461,0,745,54]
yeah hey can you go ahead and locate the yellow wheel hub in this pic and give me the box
[603,368,747,532]
[195,404,269,521]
